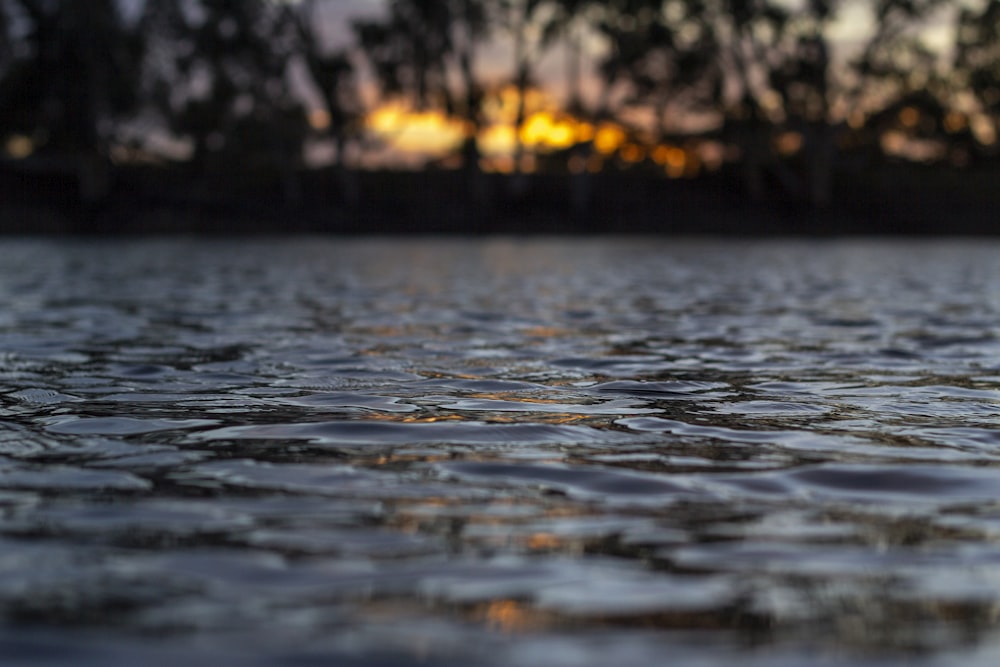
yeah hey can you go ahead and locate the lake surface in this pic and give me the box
[1,237,999,665]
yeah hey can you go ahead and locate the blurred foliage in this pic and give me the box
[141,0,307,172]
[0,0,143,153]
[0,0,998,210]
[956,0,1000,118]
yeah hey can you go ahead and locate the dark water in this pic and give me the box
[1,237,999,665]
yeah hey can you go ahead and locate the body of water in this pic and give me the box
[1,237,999,665]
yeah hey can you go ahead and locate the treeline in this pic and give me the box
[0,0,999,231]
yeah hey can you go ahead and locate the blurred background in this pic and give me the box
[0,0,997,234]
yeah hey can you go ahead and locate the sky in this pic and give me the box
[312,0,384,46]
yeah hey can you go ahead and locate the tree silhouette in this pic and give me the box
[603,0,952,205]
[143,0,307,202]
[954,0,1000,161]
[355,0,491,200]
[0,0,143,202]
[594,0,717,134]
[0,3,10,76]
[292,0,364,205]
[495,0,556,179]
[0,0,991,231]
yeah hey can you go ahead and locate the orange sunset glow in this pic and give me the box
[366,103,468,155]
[361,86,710,177]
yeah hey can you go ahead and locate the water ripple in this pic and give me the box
[0,238,999,664]
[199,420,633,447]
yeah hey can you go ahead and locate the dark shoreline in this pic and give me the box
[2,161,998,237]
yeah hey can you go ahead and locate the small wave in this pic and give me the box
[199,420,631,447]
[45,416,219,435]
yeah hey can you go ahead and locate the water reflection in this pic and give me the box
[0,238,998,664]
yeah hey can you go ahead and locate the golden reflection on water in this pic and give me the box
[465,393,584,406]
[399,415,470,423]
[362,413,470,423]
[472,598,766,635]
[481,599,551,633]
[525,532,564,551]
[521,326,571,338]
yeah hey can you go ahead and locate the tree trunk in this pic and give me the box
[77,153,111,205]
[738,119,767,201]
[569,141,593,219]
[462,136,487,210]
[509,9,530,201]
[805,123,837,207]
[334,132,359,209]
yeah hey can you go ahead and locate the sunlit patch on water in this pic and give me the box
[0,237,998,665]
